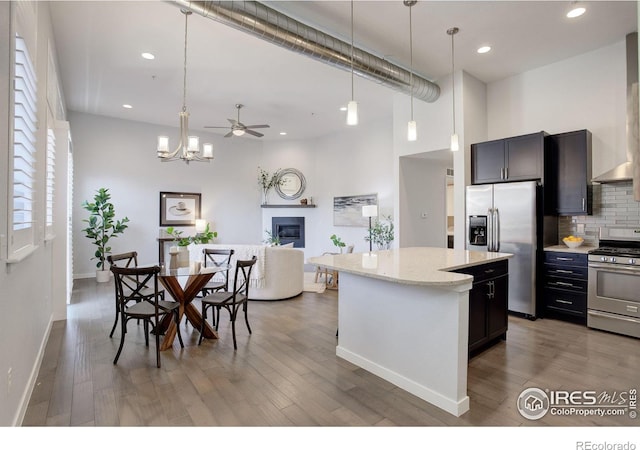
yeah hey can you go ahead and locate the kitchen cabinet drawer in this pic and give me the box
[455,260,508,284]
[544,288,586,317]
[545,276,587,293]
[544,264,588,280]
[544,252,587,266]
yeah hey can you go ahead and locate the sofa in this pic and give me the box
[189,244,304,300]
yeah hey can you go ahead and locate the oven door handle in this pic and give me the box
[588,309,640,325]
[588,263,640,273]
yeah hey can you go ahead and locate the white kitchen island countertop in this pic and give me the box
[308,246,513,288]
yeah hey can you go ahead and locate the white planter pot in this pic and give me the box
[169,246,190,268]
[177,246,189,267]
[96,269,110,283]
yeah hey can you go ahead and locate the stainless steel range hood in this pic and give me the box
[592,32,639,202]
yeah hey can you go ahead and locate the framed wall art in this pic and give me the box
[333,193,378,227]
[159,191,201,227]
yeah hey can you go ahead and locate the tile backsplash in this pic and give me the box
[558,181,640,246]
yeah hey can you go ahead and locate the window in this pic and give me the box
[45,114,56,239]
[9,33,38,261]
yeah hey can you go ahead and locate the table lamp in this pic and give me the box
[362,205,378,252]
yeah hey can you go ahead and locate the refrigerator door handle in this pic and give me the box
[486,208,494,251]
[493,208,500,252]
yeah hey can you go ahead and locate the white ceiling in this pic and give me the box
[49,1,637,142]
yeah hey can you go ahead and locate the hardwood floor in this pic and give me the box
[22,278,640,428]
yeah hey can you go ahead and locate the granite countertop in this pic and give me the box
[307,247,512,288]
[544,244,596,254]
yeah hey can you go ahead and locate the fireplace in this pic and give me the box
[272,217,305,248]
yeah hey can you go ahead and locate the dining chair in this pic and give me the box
[200,248,235,296]
[110,264,184,368]
[107,251,164,338]
[198,256,257,350]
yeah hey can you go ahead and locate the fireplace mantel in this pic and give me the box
[261,204,316,208]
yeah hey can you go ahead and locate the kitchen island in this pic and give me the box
[308,247,512,417]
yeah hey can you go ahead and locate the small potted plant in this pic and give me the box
[365,215,395,250]
[166,226,192,267]
[82,188,130,282]
[330,234,346,253]
[263,229,281,246]
[193,222,218,244]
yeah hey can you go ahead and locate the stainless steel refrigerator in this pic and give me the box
[466,181,541,318]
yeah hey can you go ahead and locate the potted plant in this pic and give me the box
[166,226,192,267]
[257,166,282,205]
[263,229,281,246]
[365,215,395,250]
[330,234,346,253]
[82,188,130,282]
[193,223,218,244]
[166,224,219,267]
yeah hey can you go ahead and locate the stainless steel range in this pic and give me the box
[587,227,640,339]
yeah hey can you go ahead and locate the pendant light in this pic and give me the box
[346,0,358,126]
[404,0,417,141]
[157,9,213,163]
[447,27,459,152]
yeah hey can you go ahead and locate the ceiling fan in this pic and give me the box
[205,104,270,138]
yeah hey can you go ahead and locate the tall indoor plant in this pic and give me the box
[82,188,130,282]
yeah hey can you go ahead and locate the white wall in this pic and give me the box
[70,111,264,277]
[0,1,67,426]
[487,39,627,177]
[261,117,394,260]
[71,112,394,274]
[399,155,450,248]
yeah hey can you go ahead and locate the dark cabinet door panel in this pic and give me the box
[472,139,505,184]
[505,132,544,181]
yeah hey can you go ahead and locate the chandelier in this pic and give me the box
[157,9,213,163]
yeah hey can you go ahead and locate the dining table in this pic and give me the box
[157,261,230,351]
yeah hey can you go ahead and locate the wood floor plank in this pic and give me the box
[21,277,640,428]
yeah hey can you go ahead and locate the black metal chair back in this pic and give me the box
[110,264,182,368]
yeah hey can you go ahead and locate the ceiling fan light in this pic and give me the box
[407,120,417,141]
[232,128,245,136]
[347,101,358,126]
[450,133,459,152]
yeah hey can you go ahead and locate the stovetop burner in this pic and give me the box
[587,227,640,265]
[589,246,640,258]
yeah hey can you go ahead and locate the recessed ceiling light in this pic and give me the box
[141,52,155,60]
[279,132,287,136]
[566,3,586,18]
[122,104,133,109]
[339,106,347,111]
[477,46,491,54]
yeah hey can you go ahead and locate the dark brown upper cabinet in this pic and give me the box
[472,131,547,185]
[546,129,592,216]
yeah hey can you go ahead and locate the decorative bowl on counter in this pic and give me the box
[563,236,584,248]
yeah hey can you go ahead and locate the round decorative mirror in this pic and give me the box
[275,168,306,200]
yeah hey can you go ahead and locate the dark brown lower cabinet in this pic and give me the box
[454,260,509,356]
